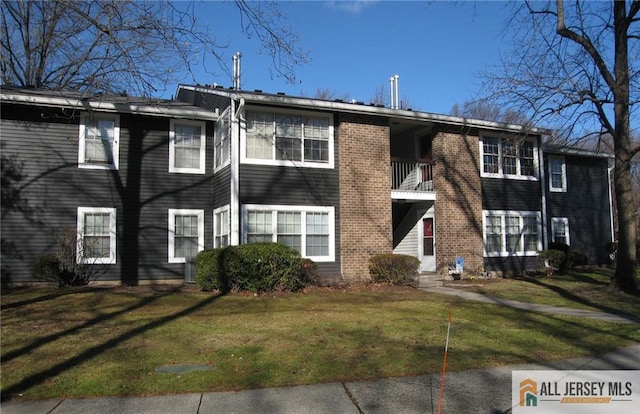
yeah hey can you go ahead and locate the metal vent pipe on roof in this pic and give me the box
[389,75,399,109]
[232,52,242,90]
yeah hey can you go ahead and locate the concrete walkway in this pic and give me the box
[423,286,640,325]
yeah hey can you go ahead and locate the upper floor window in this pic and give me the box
[79,113,120,170]
[243,109,334,169]
[483,210,542,257]
[551,217,570,245]
[169,120,206,174]
[548,156,567,192]
[77,207,117,264]
[480,136,538,180]
[214,110,230,171]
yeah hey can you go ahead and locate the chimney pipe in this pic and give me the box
[233,52,242,90]
[394,75,399,109]
[389,77,395,109]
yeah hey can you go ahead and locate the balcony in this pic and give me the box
[391,160,435,200]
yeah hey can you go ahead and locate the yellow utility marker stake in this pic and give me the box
[437,307,453,414]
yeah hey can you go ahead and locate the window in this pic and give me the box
[483,211,542,256]
[78,113,120,170]
[480,136,538,179]
[551,217,570,245]
[548,156,567,192]
[168,209,204,263]
[243,109,334,168]
[169,120,206,174]
[243,205,335,261]
[214,110,230,170]
[214,206,230,248]
[77,207,117,264]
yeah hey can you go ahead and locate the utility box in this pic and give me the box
[184,257,196,284]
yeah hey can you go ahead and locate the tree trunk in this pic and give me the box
[611,0,638,292]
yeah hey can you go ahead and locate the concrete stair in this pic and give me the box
[417,272,443,288]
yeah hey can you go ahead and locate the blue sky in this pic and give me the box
[169,1,515,116]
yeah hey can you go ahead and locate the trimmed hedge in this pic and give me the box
[195,243,312,293]
[369,254,420,285]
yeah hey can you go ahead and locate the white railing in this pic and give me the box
[391,161,434,192]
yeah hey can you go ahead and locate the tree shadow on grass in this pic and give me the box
[1,290,224,401]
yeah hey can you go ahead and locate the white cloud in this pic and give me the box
[324,0,376,14]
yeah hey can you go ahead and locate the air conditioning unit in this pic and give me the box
[184,257,196,284]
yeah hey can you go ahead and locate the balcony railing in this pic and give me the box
[391,161,434,192]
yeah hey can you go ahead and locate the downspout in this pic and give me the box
[230,97,244,245]
[607,161,615,243]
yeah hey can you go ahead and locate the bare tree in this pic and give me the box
[450,100,532,125]
[312,87,351,101]
[482,0,639,292]
[1,0,309,96]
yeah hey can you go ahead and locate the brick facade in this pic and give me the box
[432,131,484,274]
[338,114,393,281]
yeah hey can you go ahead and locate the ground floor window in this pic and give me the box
[242,204,335,262]
[214,206,230,248]
[168,209,204,263]
[77,207,117,264]
[551,217,570,245]
[483,210,542,256]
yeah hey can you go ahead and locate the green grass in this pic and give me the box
[2,282,639,401]
[447,267,640,319]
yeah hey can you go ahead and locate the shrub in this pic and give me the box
[34,254,62,283]
[195,248,227,292]
[548,242,572,272]
[538,249,566,276]
[369,254,420,285]
[222,243,308,293]
[301,258,319,283]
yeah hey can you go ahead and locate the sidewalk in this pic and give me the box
[2,345,639,414]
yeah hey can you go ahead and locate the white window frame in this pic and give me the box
[169,119,206,174]
[168,209,205,263]
[214,109,231,172]
[479,135,539,180]
[548,156,567,192]
[241,107,335,169]
[242,204,335,262]
[77,207,117,264]
[213,205,230,248]
[482,210,542,257]
[551,217,570,245]
[78,112,120,170]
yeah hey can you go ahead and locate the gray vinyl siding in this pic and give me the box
[545,155,612,264]
[484,256,539,274]
[213,165,231,208]
[481,179,542,211]
[1,103,214,285]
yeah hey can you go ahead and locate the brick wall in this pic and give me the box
[433,131,484,274]
[338,114,392,281]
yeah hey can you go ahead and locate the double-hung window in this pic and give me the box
[480,136,538,179]
[168,209,204,262]
[78,113,120,170]
[244,109,333,168]
[548,156,567,192]
[483,210,541,256]
[214,110,230,170]
[169,120,206,174]
[214,206,230,248]
[243,205,334,261]
[551,217,570,245]
[77,207,117,264]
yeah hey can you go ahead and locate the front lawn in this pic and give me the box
[2,283,639,401]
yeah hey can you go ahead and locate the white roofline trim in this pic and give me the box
[1,92,219,121]
[178,85,550,135]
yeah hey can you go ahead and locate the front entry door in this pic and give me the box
[420,212,436,272]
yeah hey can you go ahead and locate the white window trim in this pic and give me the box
[214,108,231,172]
[551,217,570,245]
[482,210,542,257]
[479,135,539,181]
[168,209,205,263]
[78,112,120,170]
[242,204,335,262]
[213,205,230,248]
[240,107,335,169]
[77,207,117,264]
[169,119,206,174]
[548,155,567,192]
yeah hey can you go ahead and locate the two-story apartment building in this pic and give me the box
[1,85,614,285]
